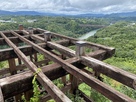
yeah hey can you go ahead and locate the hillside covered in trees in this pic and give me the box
[86,21,136,101]
[0,16,108,38]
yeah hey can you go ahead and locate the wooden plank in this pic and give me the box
[0,87,4,102]
[11,31,135,102]
[0,32,72,102]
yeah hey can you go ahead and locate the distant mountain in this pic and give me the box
[76,13,105,17]
[107,11,136,17]
[0,10,136,17]
[0,10,58,16]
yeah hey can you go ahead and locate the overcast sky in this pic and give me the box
[0,0,136,14]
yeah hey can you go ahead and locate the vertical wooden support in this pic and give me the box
[8,58,17,75]
[75,41,86,58]
[61,55,67,86]
[70,75,78,94]
[19,24,23,30]
[34,53,38,62]
[8,58,22,102]
[24,90,33,101]
[18,25,23,66]
[18,58,22,65]
[44,31,51,42]
[0,87,4,102]
[28,27,33,34]
[70,41,86,94]
[43,31,51,66]
[30,54,33,62]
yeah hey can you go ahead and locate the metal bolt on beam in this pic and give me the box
[44,31,51,42]
[76,41,86,58]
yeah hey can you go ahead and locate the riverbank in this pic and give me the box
[78,29,98,40]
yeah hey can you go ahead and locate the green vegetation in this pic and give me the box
[88,21,136,73]
[0,15,108,37]
[86,21,136,101]
[22,68,42,102]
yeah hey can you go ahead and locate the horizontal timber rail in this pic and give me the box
[0,28,135,102]
[0,31,72,102]
[10,30,135,102]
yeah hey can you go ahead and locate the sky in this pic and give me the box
[0,0,136,14]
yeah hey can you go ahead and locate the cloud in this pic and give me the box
[0,0,136,14]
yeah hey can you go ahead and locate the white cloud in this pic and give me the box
[0,0,136,14]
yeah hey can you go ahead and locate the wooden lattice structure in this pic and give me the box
[0,25,136,102]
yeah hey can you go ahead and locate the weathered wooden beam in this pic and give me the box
[11,31,135,102]
[0,57,79,99]
[0,87,4,102]
[81,56,136,89]
[1,31,72,102]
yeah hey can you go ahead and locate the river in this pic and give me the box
[78,29,98,40]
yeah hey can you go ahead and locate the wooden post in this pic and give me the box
[70,41,86,93]
[8,58,17,75]
[8,58,22,102]
[24,90,33,101]
[61,55,67,86]
[76,41,86,58]
[18,58,22,65]
[44,31,51,42]
[18,25,23,66]
[0,87,4,102]
[70,75,78,94]
[28,27,33,34]
[34,53,38,62]
[19,24,23,30]
[30,54,33,62]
